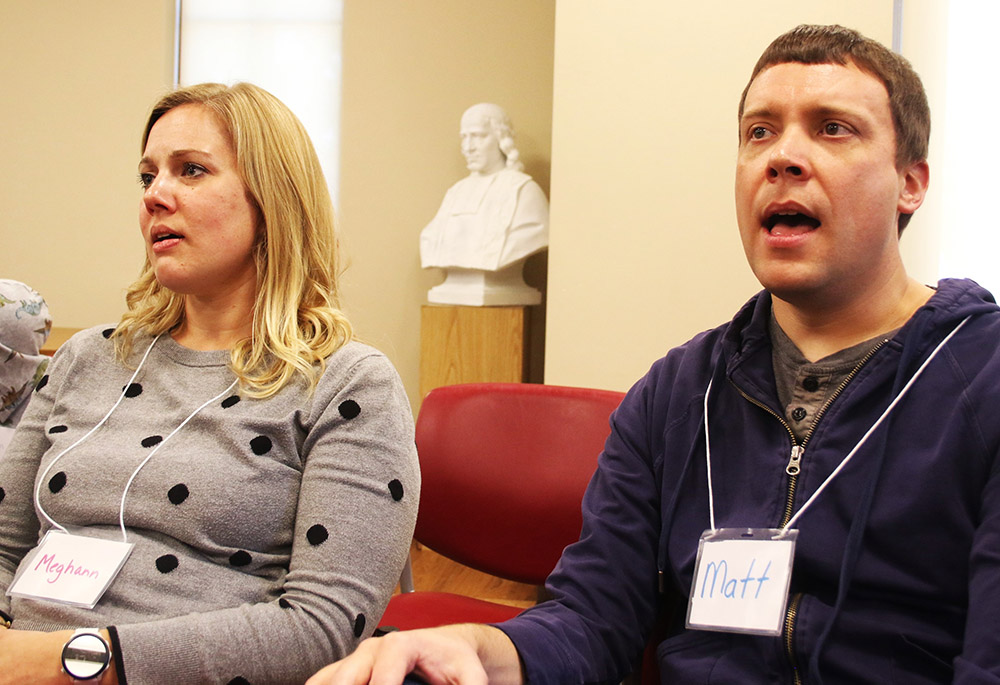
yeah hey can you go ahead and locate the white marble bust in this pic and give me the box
[420,103,549,306]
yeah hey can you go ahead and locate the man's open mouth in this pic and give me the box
[764,212,821,233]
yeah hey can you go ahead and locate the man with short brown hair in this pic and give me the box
[310,25,1000,684]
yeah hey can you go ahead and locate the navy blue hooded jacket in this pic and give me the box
[500,278,1000,684]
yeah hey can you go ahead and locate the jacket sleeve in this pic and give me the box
[111,354,420,685]
[497,369,665,684]
[955,441,1000,682]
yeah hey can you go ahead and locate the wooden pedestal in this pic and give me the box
[419,305,528,399]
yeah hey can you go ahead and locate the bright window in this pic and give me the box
[936,1,1000,294]
[178,0,343,201]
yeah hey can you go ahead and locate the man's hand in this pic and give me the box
[306,624,522,685]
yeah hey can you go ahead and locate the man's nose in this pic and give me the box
[767,130,811,180]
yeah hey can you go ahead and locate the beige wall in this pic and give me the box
[543,1,900,392]
[1,1,949,411]
[0,1,175,327]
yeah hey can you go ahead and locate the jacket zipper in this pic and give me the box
[780,338,888,524]
[728,336,888,682]
[785,592,804,684]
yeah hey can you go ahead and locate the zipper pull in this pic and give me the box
[786,445,804,476]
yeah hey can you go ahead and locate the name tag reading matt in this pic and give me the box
[7,531,133,609]
[686,528,797,636]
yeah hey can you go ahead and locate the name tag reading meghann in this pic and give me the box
[7,530,133,609]
[686,528,797,636]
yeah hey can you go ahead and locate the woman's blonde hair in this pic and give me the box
[115,82,352,398]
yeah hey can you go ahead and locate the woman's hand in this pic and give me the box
[0,628,118,685]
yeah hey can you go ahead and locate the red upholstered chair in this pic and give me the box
[378,382,626,631]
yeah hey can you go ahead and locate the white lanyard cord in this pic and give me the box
[117,377,237,542]
[703,378,716,532]
[34,334,162,535]
[35,334,240,544]
[703,315,971,536]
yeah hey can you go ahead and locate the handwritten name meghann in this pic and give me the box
[34,553,100,584]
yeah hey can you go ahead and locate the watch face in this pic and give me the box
[62,633,110,679]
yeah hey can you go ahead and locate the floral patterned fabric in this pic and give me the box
[0,279,51,427]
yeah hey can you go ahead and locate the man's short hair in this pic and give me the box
[738,25,930,232]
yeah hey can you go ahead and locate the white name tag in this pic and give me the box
[7,530,133,609]
[686,528,797,636]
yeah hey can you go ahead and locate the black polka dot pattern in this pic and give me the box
[221,395,240,409]
[49,472,67,493]
[353,613,366,638]
[388,479,404,501]
[141,435,163,448]
[306,524,329,546]
[0,487,5,504]
[229,551,252,567]
[338,400,361,419]
[167,484,189,505]
[102,328,115,339]
[124,383,143,398]
[35,375,48,392]
[278,598,292,609]
[250,436,272,455]
[156,555,178,573]
[48,425,68,434]
[227,678,251,685]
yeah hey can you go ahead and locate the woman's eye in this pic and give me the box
[182,162,206,178]
[137,173,154,189]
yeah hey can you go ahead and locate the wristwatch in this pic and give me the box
[61,629,111,681]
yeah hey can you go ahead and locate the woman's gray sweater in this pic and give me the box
[0,326,419,684]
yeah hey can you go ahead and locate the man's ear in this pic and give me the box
[899,159,930,215]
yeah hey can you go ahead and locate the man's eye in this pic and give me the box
[750,126,769,140]
[823,122,846,135]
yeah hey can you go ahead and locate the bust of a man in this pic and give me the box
[420,103,549,306]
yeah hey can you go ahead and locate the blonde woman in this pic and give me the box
[0,83,419,685]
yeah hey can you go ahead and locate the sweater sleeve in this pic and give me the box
[496,369,665,684]
[112,352,420,685]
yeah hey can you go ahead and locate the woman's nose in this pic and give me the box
[142,174,175,213]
